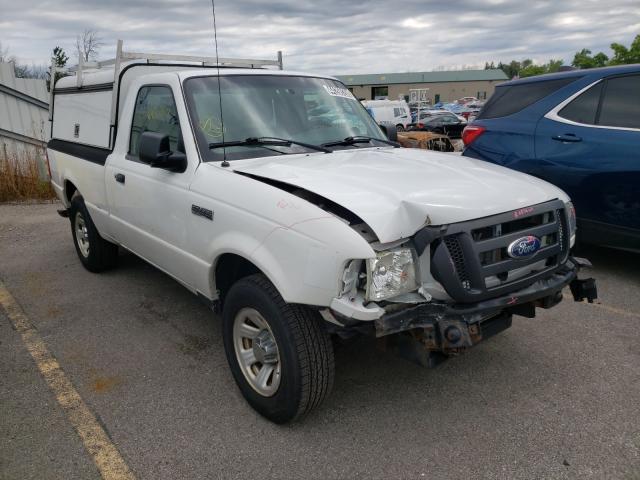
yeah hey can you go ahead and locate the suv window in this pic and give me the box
[598,74,640,129]
[129,86,182,157]
[393,107,404,117]
[558,82,603,125]
[477,77,579,119]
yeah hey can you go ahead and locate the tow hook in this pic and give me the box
[570,278,598,303]
[569,256,598,303]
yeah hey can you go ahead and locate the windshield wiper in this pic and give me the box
[209,137,332,153]
[322,136,400,148]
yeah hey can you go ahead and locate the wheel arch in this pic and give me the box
[212,252,286,307]
[64,179,78,204]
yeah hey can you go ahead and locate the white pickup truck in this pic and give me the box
[47,44,597,423]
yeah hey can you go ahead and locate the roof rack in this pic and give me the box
[49,39,284,123]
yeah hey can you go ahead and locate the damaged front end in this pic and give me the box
[375,256,595,367]
[325,200,598,368]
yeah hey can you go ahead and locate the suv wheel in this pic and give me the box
[222,274,334,423]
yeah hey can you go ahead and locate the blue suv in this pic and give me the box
[462,65,639,251]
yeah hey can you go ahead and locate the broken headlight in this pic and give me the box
[365,247,418,301]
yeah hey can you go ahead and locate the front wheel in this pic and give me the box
[396,124,405,132]
[222,274,334,423]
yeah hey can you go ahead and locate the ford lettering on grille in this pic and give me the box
[507,235,541,258]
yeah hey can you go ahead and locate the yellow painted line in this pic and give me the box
[0,281,135,480]
[563,293,640,319]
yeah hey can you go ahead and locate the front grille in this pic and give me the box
[443,236,471,290]
[430,199,568,303]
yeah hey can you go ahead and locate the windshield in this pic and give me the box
[184,75,387,161]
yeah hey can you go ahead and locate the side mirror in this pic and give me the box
[139,131,187,173]
[378,122,398,142]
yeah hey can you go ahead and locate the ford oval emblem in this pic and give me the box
[507,235,541,258]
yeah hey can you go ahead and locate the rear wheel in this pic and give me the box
[69,194,118,272]
[222,274,334,423]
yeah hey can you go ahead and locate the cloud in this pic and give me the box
[1,0,638,75]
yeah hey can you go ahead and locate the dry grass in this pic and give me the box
[0,152,56,203]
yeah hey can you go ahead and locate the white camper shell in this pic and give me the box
[49,40,283,150]
[46,41,592,424]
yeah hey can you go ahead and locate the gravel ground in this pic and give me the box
[1,202,639,480]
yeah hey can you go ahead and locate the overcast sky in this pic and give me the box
[1,0,639,75]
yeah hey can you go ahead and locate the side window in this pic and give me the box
[129,86,182,157]
[477,77,579,119]
[558,82,603,125]
[598,75,640,129]
[371,86,388,99]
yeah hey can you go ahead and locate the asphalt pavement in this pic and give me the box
[1,202,639,480]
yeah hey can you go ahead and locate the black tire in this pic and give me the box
[69,194,118,272]
[396,124,405,132]
[222,274,334,423]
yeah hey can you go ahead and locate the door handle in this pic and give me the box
[552,134,582,143]
[114,173,125,184]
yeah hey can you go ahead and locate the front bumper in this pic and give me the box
[377,256,596,335]
[370,256,596,366]
[377,257,581,337]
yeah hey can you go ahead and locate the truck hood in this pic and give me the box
[232,147,568,243]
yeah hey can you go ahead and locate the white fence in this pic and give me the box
[0,62,50,178]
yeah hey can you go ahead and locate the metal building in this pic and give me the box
[0,62,49,171]
[336,69,509,103]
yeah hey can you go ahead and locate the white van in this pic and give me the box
[361,100,411,131]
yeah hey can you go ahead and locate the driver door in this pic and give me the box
[105,84,198,286]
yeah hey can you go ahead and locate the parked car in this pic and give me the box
[443,102,479,120]
[466,101,486,110]
[47,42,596,424]
[456,96,478,104]
[414,109,466,122]
[462,65,640,251]
[410,112,467,138]
[409,102,433,122]
[361,99,412,131]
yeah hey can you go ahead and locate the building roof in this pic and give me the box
[336,69,508,86]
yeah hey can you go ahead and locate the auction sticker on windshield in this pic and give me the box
[323,84,356,100]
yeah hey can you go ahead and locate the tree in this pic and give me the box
[572,48,609,69]
[518,59,563,78]
[47,46,69,89]
[609,34,640,65]
[571,34,640,69]
[75,29,103,62]
[546,59,564,73]
[53,46,69,68]
[519,64,546,77]
[487,58,564,78]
